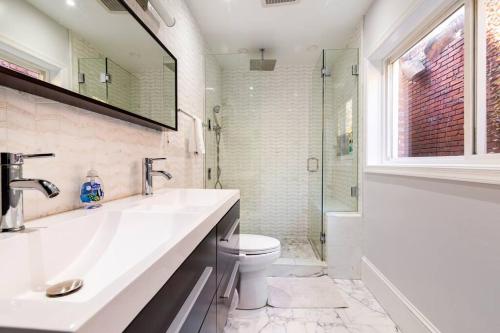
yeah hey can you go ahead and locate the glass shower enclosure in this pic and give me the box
[78,57,140,113]
[203,49,359,261]
[308,49,359,259]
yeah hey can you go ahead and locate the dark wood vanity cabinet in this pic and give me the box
[125,201,240,333]
[215,201,240,333]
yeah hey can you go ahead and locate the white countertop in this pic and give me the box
[0,188,240,332]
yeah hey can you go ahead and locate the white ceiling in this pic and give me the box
[186,0,373,66]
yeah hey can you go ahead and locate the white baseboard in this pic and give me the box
[361,257,441,333]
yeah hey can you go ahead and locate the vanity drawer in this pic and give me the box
[124,228,216,333]
[199,294,217,333]
[216,260,239,332]
[216,201,240,287]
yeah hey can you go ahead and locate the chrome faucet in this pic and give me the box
[142,157,172,195]
[0,153,60,232]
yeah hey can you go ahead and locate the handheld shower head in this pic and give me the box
[212,105,222,129]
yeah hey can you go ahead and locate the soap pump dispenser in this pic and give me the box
[80,169,104,209]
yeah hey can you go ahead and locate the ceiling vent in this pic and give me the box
[99,0,149,12]
[262,0,299,7]
[99,0,126,11]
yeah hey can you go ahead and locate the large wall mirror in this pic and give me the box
[0,0,177,130]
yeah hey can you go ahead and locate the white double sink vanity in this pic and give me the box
[0,189,240,333]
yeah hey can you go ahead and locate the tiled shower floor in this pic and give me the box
[279,238,319,260]
[271,238,327,277]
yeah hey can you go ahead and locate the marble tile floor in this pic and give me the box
[224,278,400,333]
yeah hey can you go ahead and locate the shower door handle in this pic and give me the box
[307,157,319,172]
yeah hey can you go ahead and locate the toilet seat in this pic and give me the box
[238,234,280,255]
[230,234,281,310]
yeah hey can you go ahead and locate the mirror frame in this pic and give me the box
[0,0,177,131]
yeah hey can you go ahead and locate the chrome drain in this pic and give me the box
[46,279,84,298]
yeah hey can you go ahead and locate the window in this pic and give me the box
[386,0,500,161]
[392,7,465,157]
[0,57,45,81]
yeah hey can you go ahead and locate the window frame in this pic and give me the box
[474,0,496,155]
[0,53,47,81]
[382,0,500,167]
[365,0,500,185]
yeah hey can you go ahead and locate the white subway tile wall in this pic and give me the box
[220,65,313,240]
[0,0,207,220]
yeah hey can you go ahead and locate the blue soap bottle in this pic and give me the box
[80,169,104,209]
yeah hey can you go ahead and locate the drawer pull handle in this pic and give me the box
[221,218,240,242]
[221,261,240,299]
[166,267,213,333]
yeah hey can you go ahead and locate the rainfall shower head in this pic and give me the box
[250,49,276,71]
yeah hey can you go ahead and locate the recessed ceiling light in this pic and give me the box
[66,0,76,7]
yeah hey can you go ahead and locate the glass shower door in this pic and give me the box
[78,58,106,103]
[308,49,359,260]
[307,53,324,259]
[323,49,359,213]
[107,59,137,113]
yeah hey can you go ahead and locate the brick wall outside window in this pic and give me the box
[397,8,465,157]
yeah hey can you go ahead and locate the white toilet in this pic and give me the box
[235,234,281,309]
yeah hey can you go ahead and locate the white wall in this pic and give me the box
[0,0,207,220]
[364,175,500,333]
[362,0,500,332]
[363,0,420,56]
[0,0,70,86]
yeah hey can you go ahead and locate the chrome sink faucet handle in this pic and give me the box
[0,152,60,232]
[142,157,173,196]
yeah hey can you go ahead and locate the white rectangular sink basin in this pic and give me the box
[127,188,230,213]
[0,188,239,333]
